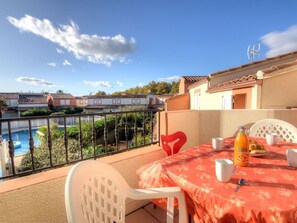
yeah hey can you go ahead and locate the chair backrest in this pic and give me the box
[65,160,130,223]
[161,131,187,156]
[249,119,297,142]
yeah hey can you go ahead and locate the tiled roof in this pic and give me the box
[188,77,208,89]
[19,95,47,104]
[209,50,297,77]
[181,76,207,82]
[49,93,74,99]
[261,59,297,74]
[208,74,257,92]
[0,93,19,99]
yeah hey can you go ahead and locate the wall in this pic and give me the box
[261,67,297,108]
[161,109,297,147]
[166,93,190,111]
[0,145,167,223]
[232,87,252,109]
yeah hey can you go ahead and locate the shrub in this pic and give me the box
[21,108,52,117]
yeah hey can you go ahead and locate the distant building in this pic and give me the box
[75,96,88,108]
[47,93,76,109]
[18,93,48,112]
[0,93,48,117]
[85,95,149,113]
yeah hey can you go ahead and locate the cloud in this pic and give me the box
[63,59,72,66]
[16,77,55,87]
[138,82,143,87]
[83,80,114,88]
[8,15,136,66]
[47,62,56,67]
[261,25,297,57]
[117,81,124,87]
[158,76,180,82]
[56,48,64,54]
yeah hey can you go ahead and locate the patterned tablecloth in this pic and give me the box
[136,138,297,223]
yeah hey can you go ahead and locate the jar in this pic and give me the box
[234,126,249,167]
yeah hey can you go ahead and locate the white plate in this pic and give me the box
[250,151,269,157]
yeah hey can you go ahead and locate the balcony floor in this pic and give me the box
[126,203,180,223]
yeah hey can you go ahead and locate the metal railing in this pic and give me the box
[0,109,160,180]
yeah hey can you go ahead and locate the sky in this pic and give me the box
[1,0,297,96]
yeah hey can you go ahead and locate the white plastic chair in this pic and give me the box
[65,160,188,223]
[249,119,297,143]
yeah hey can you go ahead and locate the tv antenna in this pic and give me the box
[247,44,260,62]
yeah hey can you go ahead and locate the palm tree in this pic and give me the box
[0,96,8,135]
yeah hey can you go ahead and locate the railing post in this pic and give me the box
[28,120,35,171]
[47,118,53,167]
[63,117,68,163]
[78,116,83,159]
[115,114,119,150]
[158,111,161,146]
[7,121,16,175]
[92,115,97,159]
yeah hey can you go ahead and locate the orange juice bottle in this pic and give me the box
[234,126,249,167]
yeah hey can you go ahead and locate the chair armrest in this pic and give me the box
[127,186,188,223]
[128,186,182,200]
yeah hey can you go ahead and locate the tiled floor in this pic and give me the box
[126,203,180,223]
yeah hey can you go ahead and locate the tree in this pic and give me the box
[170,81,179,94]
[156,82,171,95]
[0,96,8,135]
[95,91,107,96]
[56,90,64,94]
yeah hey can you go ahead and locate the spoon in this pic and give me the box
[234,178,245,192]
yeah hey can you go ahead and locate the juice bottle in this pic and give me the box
[234,126,249,167]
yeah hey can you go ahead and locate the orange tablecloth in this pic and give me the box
[137,138,297,223]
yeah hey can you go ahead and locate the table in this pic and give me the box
[137,138,297,223]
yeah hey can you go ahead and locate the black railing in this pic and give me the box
[0,109,160,180]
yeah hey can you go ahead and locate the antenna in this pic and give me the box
[247,43,261,62]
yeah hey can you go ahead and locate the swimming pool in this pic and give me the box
[2,129,41,156]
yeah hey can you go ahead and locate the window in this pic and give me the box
[222,95,233,109]
[194,93,201,109]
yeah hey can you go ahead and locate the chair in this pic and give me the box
[249,119,297,143]
[161,131,187,156]
[65,160,188,223]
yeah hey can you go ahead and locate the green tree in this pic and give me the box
[170,81,179,94]
[95,91,107,96]
[156,82,171,95]
[56,90,64,94]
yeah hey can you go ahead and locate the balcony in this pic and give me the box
[0,109,297,222]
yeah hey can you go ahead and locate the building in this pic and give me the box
[0,92,48,117]
[179,76,207,94]
[85,95,149,113]
[47,93,76,109]
[18,93,48,112]
[189,51,297,110]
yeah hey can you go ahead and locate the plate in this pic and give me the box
[250,151,269,157]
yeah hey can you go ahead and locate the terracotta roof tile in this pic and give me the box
[209,50,297,77]
[49,93,74,99]
[208,74,257,92]
[0,93,19,99]
[181,76,207,82]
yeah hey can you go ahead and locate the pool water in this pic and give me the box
[2,129,41,156]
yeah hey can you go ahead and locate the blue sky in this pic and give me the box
[1,0,297,96]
